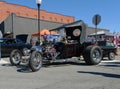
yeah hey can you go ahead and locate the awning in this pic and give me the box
[89,31,114,36]
[32,29,58,36]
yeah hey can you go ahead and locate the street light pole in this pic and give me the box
[36,0,42,44]
[11,13,14,38]
[38,4,40,42]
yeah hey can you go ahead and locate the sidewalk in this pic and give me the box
[0,57,10,65]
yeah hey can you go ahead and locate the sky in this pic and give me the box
[4,0,120,33]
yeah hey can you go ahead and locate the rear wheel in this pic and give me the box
[10,49,22,66]
[83,46,102,65]
[108,52,115,60]
[29,51,42,72]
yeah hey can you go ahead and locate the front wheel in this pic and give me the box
[108,52,115,60]
[10,49,22,66]
[29,51,42,72]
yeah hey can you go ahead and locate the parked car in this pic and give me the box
[0,38,32,65]
[28,20,103,72]
[8,21,103,72]
[97,40,117,60]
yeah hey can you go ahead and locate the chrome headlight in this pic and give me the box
[23,48,30,56]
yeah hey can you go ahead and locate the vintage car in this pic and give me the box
[8,20,103,72]
[97,40,117,60]
[0,38,32,65]
[27,20,103,72]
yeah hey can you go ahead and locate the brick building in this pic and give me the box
[0,1,109,41]
[0,1,74,36]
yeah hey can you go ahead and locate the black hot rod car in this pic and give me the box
[10,20,104,72]
[27,20,103,72]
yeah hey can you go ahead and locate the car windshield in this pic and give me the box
[106,42,115,47]
[16,39,23,43]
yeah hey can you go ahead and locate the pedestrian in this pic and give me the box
[43,32,48,43]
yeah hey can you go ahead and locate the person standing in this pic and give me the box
[43,32,48,43]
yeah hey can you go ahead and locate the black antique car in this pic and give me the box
[0,38,32,65]
[27,20,103,72]
[8,20,103,72]
[97,40,117,60]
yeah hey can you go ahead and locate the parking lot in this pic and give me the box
[0,56,120,89]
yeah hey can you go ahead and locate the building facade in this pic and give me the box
[0,1,110,42]
[0,1,74,41]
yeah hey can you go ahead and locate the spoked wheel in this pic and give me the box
[10,49,22,66]
[108,52,115,60]
[29,51,42,72]
[83,46,102,65]
[92,49,102,62]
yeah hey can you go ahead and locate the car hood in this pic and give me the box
[16,34,28,43]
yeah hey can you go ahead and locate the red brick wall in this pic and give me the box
[0,1,75,24]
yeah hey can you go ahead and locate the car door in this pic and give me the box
[66,43,77,57]
[5,39,18,55]
[0,39,8,57]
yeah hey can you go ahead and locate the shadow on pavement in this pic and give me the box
[77,71,120,79]
[1,63,32,73]
[16,62,86,73]
[1,63,12,67]
[2,59,120,73]
[0,61,89,73]
[42,61,87,68]
[16,65,32,73]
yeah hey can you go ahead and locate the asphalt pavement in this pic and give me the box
[0,56,120,89]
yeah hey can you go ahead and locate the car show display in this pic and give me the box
[0,20,117,72]
[27,20,103,72]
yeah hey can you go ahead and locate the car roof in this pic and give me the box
[0,38,21,42]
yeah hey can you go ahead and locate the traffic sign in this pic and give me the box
[92,14,101,26]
